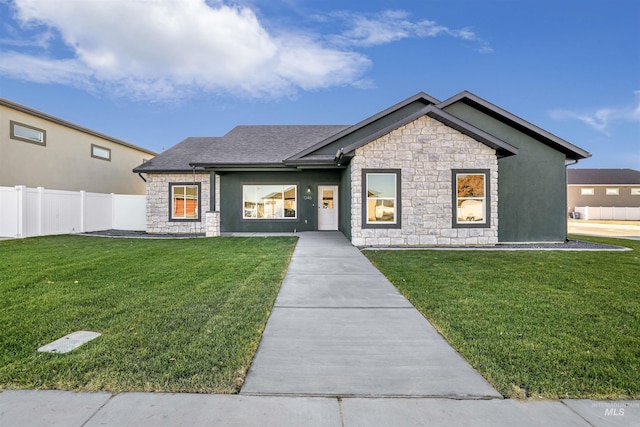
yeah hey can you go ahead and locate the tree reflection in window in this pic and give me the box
[457,174,485,223]
[243,185,297,219]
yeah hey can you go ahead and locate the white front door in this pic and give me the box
[317,185,339,230]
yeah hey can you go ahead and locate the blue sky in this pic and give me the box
[1,0,638,168]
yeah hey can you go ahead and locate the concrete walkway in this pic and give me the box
[241,231,499,398]
[1,231,638,426]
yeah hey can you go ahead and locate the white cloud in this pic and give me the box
[0,1,489,101]
[330,10,493,53]
[550,91,640,135]
[1,0,371,101]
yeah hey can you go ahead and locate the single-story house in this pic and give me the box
[568,168,640,220]
[134,91,591,245]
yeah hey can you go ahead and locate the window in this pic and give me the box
[581,188,594,195]
[170,183,200,221]
[10,120,46,146]
[362,169,401,228]
[91,144,111,161]
[452,169,490,228]
[243,185,297,219]
[632,188,640,196]
[606,188,619,196]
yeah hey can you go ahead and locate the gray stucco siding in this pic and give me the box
[219,170,342,233]
[443,103,568,242]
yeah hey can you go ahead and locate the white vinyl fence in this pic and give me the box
[574,206,640,221]
[0,186,146,238]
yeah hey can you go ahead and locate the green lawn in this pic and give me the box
[364,236,640,400]
[0,235,297,393]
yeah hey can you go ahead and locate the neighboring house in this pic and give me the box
[134,91,591,245]
[568,169,640,220]
[1,98,156,195]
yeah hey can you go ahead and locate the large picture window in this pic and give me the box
[243,185,297,219]
[362,169,401,229]
[452,169,490,228]
[170,183,200,221]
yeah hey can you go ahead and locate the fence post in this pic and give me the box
[79,191,86,233]
[37,187,45,236]
[111,193,116,230]
[14,185,26,238]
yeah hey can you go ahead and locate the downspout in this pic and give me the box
[565,159,580,241]
[138,172,147,183]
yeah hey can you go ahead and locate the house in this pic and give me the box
[134,91,591,245]
[568,169,640,220]
[1,98,156,195]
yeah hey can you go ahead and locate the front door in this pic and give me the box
[317,185,338,230]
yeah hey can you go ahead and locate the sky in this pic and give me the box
[0,0,638,169]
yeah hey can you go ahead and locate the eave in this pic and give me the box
[438,91,591,160]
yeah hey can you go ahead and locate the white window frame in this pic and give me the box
[362,169,401,229]
[170,183,200,221]
[631,188,640,196]
[10,120,46,146]
[605,188,619,196]
[91,144,111,161]
[581,188,594,195]
[242,185,298,220]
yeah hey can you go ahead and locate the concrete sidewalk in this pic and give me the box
[1,389,638,426]
[1,231,638,426]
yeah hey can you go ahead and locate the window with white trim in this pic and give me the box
[581,188,594,195]
[243,185,297,219]
[91,144,111,161]
[632,188,640,196]
[170,183,200,221]
[606,188,619,196]
[362,169,401,228]
[452,169,490,228]
[10,121,46,146]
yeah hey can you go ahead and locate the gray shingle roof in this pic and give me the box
[567,169,640,185]
[192,125,349,167]
[133,137,220,172]
[134,91,592,173]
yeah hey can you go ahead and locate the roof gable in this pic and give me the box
[290,92,518,162]
[288,92,439,161]
[438,91,591,160]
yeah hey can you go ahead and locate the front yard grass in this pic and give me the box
[364,236,640,400]
[0,235,297,393]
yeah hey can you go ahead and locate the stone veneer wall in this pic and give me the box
[145,173,210,234]
[350,116,498,246]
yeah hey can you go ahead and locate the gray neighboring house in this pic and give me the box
[568,169,640,219]
[134,91,591,245]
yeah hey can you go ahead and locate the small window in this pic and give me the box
[581,188,594,195]
[10,120,46,146]
[91,144,111,161]
[452,169,490,228]
[362,169,401,229]
[606,188,619,196]
[243,185,297,219]
[632,188,640,196]
[170,183,200,221]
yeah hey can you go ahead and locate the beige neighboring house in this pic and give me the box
[1,98,156,194]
